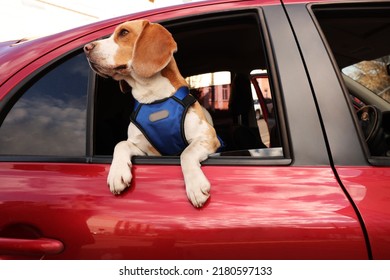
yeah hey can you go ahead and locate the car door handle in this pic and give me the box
[0,237,64,255]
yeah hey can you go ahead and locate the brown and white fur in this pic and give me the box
[84,20,220,208]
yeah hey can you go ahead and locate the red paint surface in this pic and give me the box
[337,166,390,259]
[0,163,367,259]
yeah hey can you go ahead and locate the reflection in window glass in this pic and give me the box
[342,56,390,103]
[0,52,89,156]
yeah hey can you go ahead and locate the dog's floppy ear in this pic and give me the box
[132,21,177,78]
[119,80,131,93]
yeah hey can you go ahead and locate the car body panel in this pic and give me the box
[0,163,367,259]
[285,2,390,259]
[336,167,390,260]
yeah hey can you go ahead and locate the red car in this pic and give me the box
[0,0,390,260]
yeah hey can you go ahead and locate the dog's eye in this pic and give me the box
[119,29,129,37]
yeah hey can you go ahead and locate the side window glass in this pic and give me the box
[313,5,390,158]
[0,52,89,156]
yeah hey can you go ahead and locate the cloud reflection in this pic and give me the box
[0,52,89,156]
[0,96,86,155]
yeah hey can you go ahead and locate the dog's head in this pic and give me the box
[84,20,177,80]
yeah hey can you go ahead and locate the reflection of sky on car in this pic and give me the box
[0,53,89,156]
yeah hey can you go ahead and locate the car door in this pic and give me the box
[284,1,390,259]
[0,1,368,259]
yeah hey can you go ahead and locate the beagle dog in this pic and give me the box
[84,20,221,208]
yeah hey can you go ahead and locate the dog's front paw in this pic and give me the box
[107,160,132,195]
[185,174,211,208]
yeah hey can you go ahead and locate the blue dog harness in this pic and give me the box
[130,87,197,156]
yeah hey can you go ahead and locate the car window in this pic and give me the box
[313,4,390,158]
[0,52,89,156]
[93,11,284,160]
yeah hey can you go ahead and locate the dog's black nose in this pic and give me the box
[84,43,95,53]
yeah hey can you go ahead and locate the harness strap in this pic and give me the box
[130,87,196,156]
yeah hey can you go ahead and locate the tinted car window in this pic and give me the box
[0,52,89,156]
[313,5,390,158]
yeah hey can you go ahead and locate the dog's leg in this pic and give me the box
[107,140,145,194]
[181,103,220,208]
[181,138,217,208]
[181,141,210,207]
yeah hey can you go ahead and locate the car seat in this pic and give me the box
[228,73,266,150]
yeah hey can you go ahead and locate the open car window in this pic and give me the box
[93,11,284,161]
